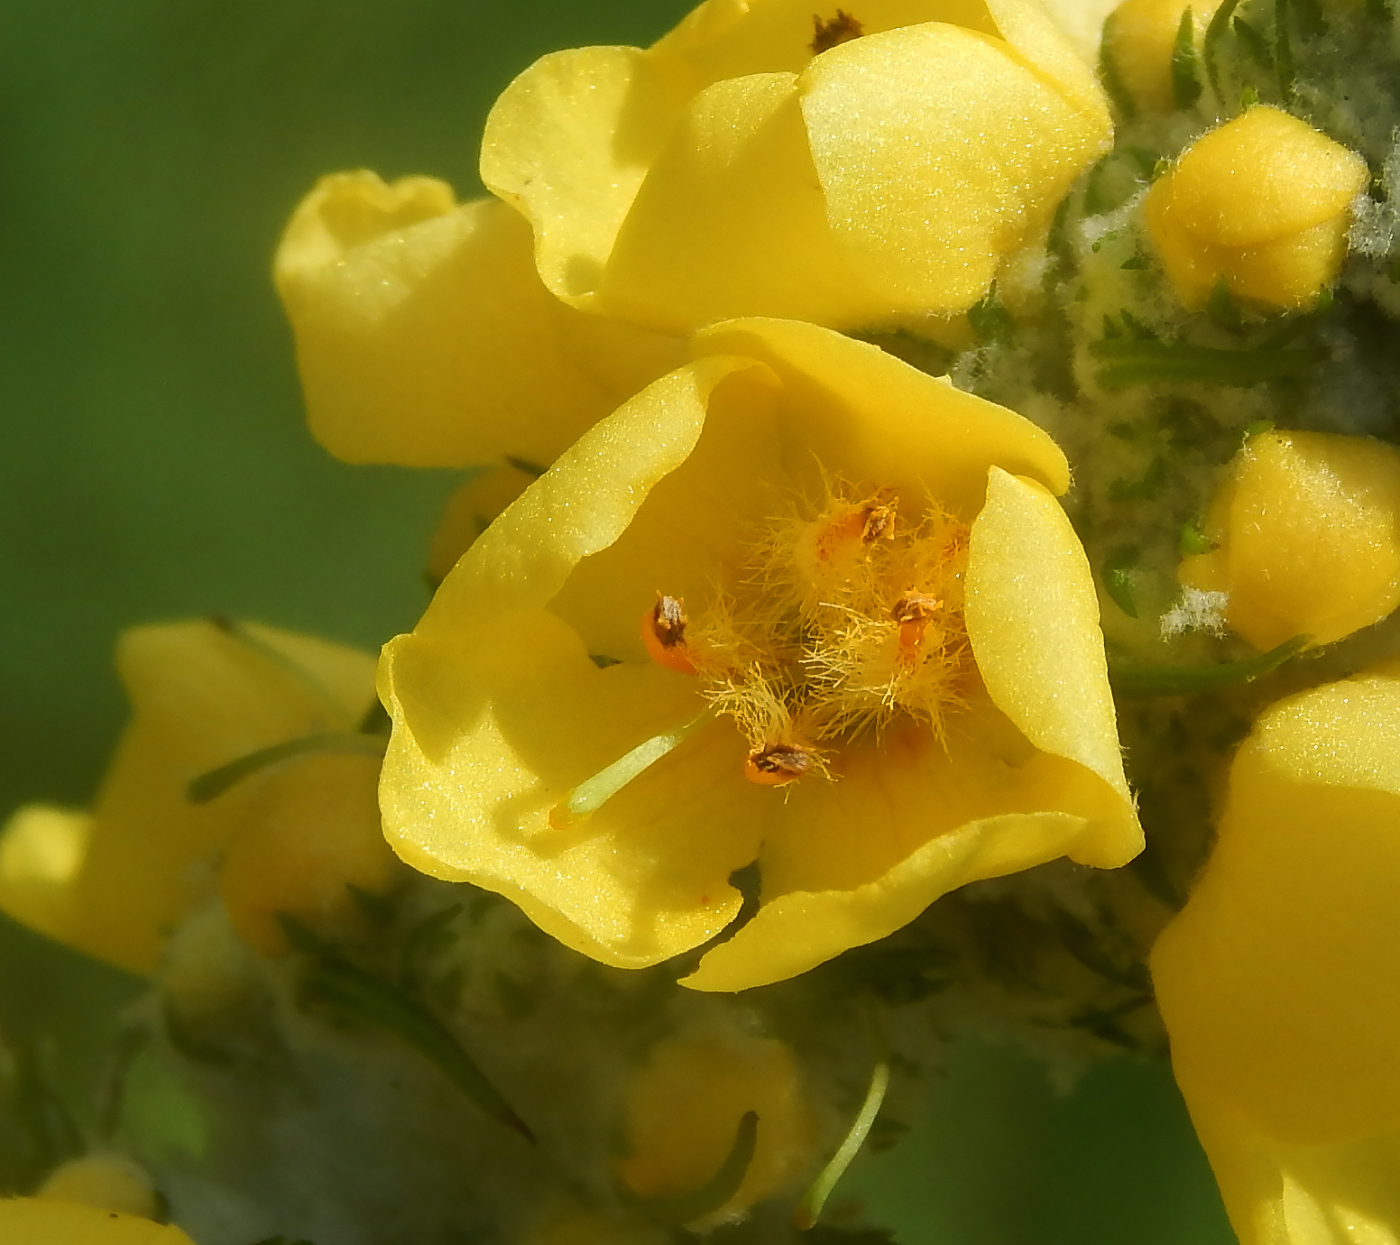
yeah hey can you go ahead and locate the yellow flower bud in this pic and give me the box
[1104,0,1222,112]
[218,751,400,958]
[275,171,681,470]
[482,0,1111,334]
[1145,107,1369,310]
[1151,669,1400,1244]
[37,1155,160,1221]
[0,1198,193,1244]
[1179,430,1400,650]
[0,620,377,973]
[616,1031,815,1226]
[378,318,1141,991]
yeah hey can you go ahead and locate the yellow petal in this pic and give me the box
[1169,107,1369,248]
[650,0,1001,80]
[481,47,695,308]
[1152,672,1400,1242]
[426,462,541,586]
[691,318,1070,514]
[599,73,890,333]
[275,172,679,467]
[0,1198,194,1244]
[964,468,1138,862]
[0,806,92,947]
[800,23,1110,315]
[684,728,1136,992]
[68,621,376,974]
[1104,0,1222,113]
[1181,431,1400,649]
[379,359,782,967]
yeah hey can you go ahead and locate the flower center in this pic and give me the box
[810,9,864,56]
[645,482,974,786]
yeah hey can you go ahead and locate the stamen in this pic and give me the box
[890,591,943,669]
[551,711,709,827]
[641,593,698,675]
[744,742,817,787]
[810,9,865,55]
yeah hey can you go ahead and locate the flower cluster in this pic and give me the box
[10,0,1400,1240]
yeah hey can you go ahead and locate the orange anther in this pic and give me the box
[744,743,815,786]
[891,592,942,668]
[641,594,697,675]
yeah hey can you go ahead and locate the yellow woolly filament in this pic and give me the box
[655,478,975,786]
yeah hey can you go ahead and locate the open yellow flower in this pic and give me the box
[1180,430,1400,650]
[482,0,1112,335]
[1144,107,1369,311]
[0,620,379,974]
[377,318,1141,992]
[275,171,682,468]
[1152,666,1400,1245]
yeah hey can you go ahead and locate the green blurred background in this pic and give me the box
[0,1,1233,1239]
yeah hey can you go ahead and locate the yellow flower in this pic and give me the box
[615,1030,816,1227]
[0,1198,194,1244]
[274,171,683,468]
[1180,430,1400,650]
[1151,666,1400,1245]
[481,0,1112,335]
[377,319,1141,992]
[0,619,379,974]
[1144,107,1369,311]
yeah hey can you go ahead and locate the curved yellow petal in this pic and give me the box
[0,805,92,947]
[964,468,1138,864]
[69,621,377,974]
[379,359,781,967]
[983,0,1113,118]
[692,317,1069,515]
[800,23,1110,315]
[1152,673,1400,1242]
[276,172,680,467]
[599,73,889,333]
[480,47,695,308]
[0,1198,194,1244]
[684,728,1133,992]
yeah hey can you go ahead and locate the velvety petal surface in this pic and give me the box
[800,23,1110,315]
[481,47,695,307]
[276,172,680,467]
[0,1200,194,1245]
[1153,672,1400,1243]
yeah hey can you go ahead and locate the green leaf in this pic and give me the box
[303,956,535,1145]
[1172,7,1203,108]
[1202,0,1241,99]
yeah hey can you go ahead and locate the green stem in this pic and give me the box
[794,1005,891,1230]
[1109,635,1308,697]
